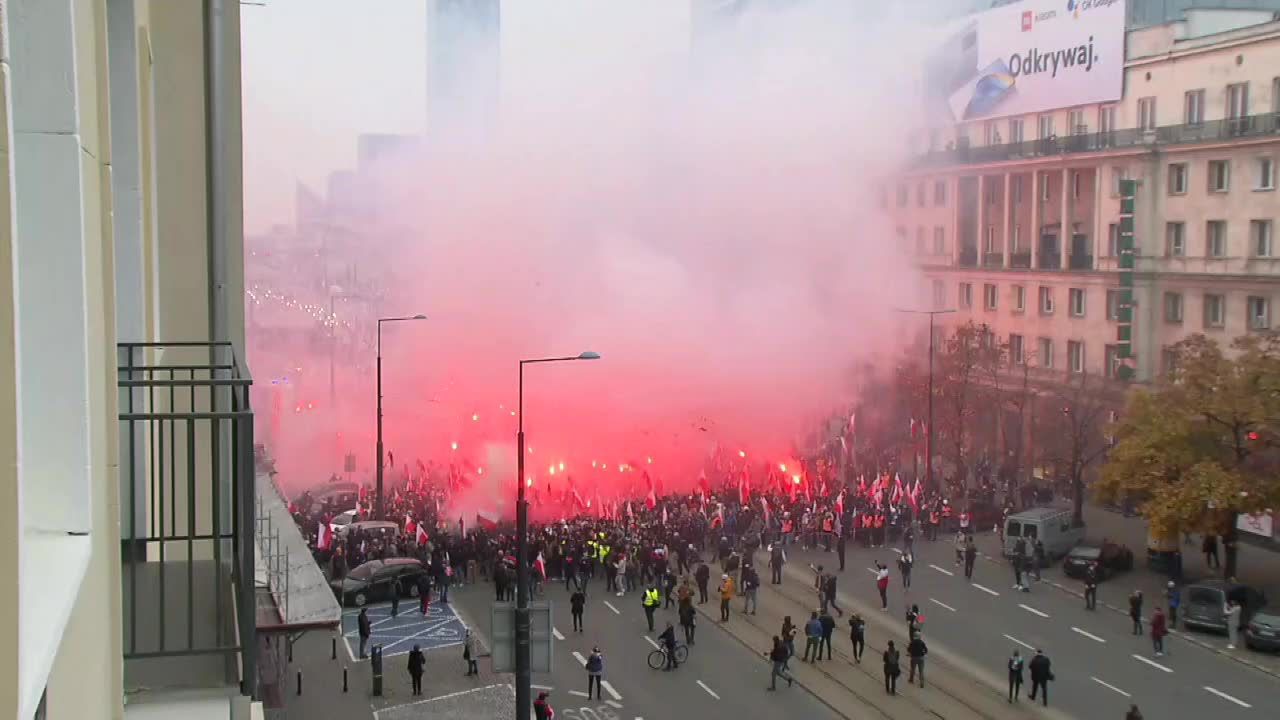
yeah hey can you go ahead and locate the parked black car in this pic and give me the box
[1182,581,1267,635]
[1245,605,1280,652]
[330,558,427,607]
[1062,542,1134,581]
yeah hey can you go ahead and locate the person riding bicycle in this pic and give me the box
[658,622,679,671]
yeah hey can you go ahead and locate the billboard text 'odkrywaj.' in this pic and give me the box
[922,0,1126,125]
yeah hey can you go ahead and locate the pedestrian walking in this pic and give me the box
[407,644,425,696]
[907,632,928,687]
[769,543,786,584]
[463,629,479,675]
[1129,590,1144,635]
[643,584,661,631]
[585,647,604,700]
[391,587,400,617]
[765,636,794,691]
[1203,534,1220,569]
[742,563,759,614]
[1225,599,1241,649]
[1012,537,1027,591]
[1083,564,1098,610]
[1151,607,1168,657]
[819,609,836,660]
[1167,581,1180,628]
[898,551,914,588]
[906,603,923,636]
[418,573,432,614]
[570,588,586,632]
[883,640,901,695]
[1028,649,1053,707]
[849,613,866,663]
[718,574,735,621]
[837,532,847,572]
[781,616,797,667]
[534,691,555,720]
[823,569,844,616]
[357,607,372,659]
[963,538,977,580]
[875,562,890,611]
[1007,649,1024,703]
[1033,540,1045,581]
[695,561,711,604]
[803,611,822,662]
[679,598,697,645]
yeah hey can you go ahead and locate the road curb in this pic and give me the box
[974,551,1280,679]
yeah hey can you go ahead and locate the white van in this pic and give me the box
[1003,507,1084,563]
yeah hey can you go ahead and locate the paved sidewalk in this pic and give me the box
[695,572,1070,720]
[960,501,1280,677]
[272,628,376,720]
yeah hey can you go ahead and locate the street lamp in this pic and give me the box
[894,308,956,493]
[376,314,427,520]
[515,351,600,720]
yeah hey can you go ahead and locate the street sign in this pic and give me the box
[490,601,553,673]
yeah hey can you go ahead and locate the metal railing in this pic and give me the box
[958,247,978,267]
[983,252,1004,268]
[118,341,256,699]
[915,112,1280,168]
[1010,251,1032,269]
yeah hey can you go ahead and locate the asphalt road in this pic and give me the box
[776,536,1276,719]
[452,576,838,720]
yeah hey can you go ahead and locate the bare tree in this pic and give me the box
[1044,371,1113,525]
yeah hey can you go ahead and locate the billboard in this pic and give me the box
[922,0,1126,124]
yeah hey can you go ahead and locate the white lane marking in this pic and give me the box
[532,684,554,690]
[552,628,565,640]
[1072,627,1106,643]
[1204,686,1251,708]
[1091,677,1130,697]
[606,700,623,709]
[643,635,661,650]
[1004,634,1035,651]
[892,548,904,555]
[572,651,587,666]
[604,601,622,615]
[1018,603,1050,618]
[1132,654,1174,673]
[569,690,589,698]
[972,583,1000,596]
[930,598,956,612]
[696,680,721,700]
[929,564,954,577]
[602,680,622,701]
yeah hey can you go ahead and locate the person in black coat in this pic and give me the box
[357,607,372,658]
[570,588,586,632]
[1028,649,1053,706]
[694,562,711,604]
[407,644,426,696]
[882,640,901,695]
[1007,649,1024,702]
[907,633,928,687]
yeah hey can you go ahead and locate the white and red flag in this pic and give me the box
[316,523,332,551]
[415,523,429,546]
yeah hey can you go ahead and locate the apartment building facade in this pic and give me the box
[1,1,251,719]
[888,8,1280,383]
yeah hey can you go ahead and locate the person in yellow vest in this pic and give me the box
[643,584,661,631]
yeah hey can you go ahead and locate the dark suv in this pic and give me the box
[331,558,428,607]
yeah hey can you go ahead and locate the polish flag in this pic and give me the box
[476,511,500,532]
[697,470,711,497]
[835,489,845,518]
[738,468,751,505]
[404,514,416,538]
[627,501,634,519]
[415,523,429,546]
[316,523,332,551]
[760,497,771,525]
[534,552,547,580]
[661,506,669,525]
[891,474,905,505]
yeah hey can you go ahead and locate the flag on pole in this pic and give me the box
[661,506,669,525]
[415,523,429,546]
[760,497,771,525]
[317,523,332,550]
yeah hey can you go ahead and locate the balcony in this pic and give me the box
[959,246,978,267]
[1010,251,1031,269]
[1038,254,1061,270]
[983,252,1004,268]
[1069,253,1095,270]
[913,113,1280,168]
[118,342,256,702]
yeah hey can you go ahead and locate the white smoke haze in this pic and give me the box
[251,0,955,514]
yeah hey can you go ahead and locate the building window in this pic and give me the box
[1010,334,1025,365]
[1208,160,1230,192]
[1105,345,1123,379]
[1252,219,1273,257]
[1162,347,1178,376]
[1106,289,1122,321]
[1166,222,1185,257]
[1248,296,1270,330]
[916,227,927,255]
[1072,170,1081,199]
[1184,89,1205,126]
[1039,338,1055,369]
[1039,286,1054,315]
[984,283,998,311]
[1257,157,1275,191]
[933,226,945,255]
[932,279,945,309]
[1108,223,1120,256]
[897,184,908,207]
[1012,223,1022,250]
[1207,220,1227,258]
[985,225,997,253]
[1069,287,1086,317]
[1227,82,1249,120]
[1168,163,1188,195]
[1204,294,1226,328]
[1040,171,1051,202]
[1099,105,1117,134]
[934,180,946,206]
[984,121,1000,145]
[1013,285,1026,313]
[1164,292,1184,323]
[1111,167,1126,197]
[1009,118,1024,144]
[1038,113,1055,138]
[916,183,926,207]
[1068,108,1086,134]
[1138,97,1157,131]
[959,282,973,309]
[1012,175,1023,204]
[1068,341,1085,374]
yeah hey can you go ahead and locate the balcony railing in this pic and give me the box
[1038,254,1061,270]
[959,246,978,267]
[1069,253,1095,270]
[983,252,1004,267]
[118,341,256,699]
[916,113,1280,168]
[1010,251,1031,269]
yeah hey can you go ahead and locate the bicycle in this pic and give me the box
[647,643,689,670]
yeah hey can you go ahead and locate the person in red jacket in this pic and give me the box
[1151,607,1168,657]
[534,691,555,720]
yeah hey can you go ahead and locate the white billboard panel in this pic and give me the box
[922,0,1126,123]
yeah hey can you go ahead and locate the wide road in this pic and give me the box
[777,535,1277,719]
[451,574,837,720]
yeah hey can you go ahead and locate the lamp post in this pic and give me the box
[894,308,955,493]
[515,351,600,720]
[375,314,427,520]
